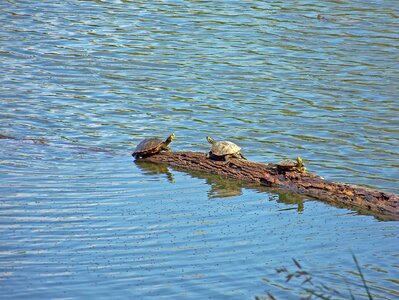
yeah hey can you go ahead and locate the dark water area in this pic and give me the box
[1,1,398,299]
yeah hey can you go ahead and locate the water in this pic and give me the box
[0,1,398,299]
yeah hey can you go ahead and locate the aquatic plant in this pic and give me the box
[256,255,374,300]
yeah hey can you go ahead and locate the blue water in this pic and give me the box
[1,1,398,299]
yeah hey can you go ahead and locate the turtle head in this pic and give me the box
[297,156,303,166]
[296,156,306,172]
[165,133,175,145]
[206,136,215,144]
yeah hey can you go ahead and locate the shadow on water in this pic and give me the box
[135,160,305,212]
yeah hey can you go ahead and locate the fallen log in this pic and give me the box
[140,151,399,220]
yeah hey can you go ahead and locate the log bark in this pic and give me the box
[141,151,399,220]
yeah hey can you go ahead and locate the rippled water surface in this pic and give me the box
[1,1,398,299]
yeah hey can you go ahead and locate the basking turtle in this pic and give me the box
[276,157,305,173]
[206,136,246,162]
[132,133,175,159]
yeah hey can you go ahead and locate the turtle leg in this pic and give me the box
[206,151,212,159]
[163,145,171,152]
[232,152,246,160]
[223,155,231,165]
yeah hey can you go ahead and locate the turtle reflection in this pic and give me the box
[272,191,304,213]
[205,175,243,199]
[134,161,175,183]
[185,169,305,212]
[135,162,306,212]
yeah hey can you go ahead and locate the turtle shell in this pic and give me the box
[276,157,305,173]
[211,141,241,156]
[133,138,163,156]
[277,159,298,167]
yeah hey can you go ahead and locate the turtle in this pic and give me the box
[206,136,246,162]
[132,133,175,159]
[276,156,305,173]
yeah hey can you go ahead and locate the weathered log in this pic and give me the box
[141,151,399,220]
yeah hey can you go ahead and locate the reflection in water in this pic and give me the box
[274,192,304,213]
[184,168,244,199]
[133,162,397,220]
[205,175,243,199]
[179,168,305,212]
[138,161,306,211]
[135,160,175,183]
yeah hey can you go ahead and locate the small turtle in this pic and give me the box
[206,136,246,162]
[276,156,305,173]
[132,133,175,159]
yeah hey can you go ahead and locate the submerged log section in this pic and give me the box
[142,152,399,219]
